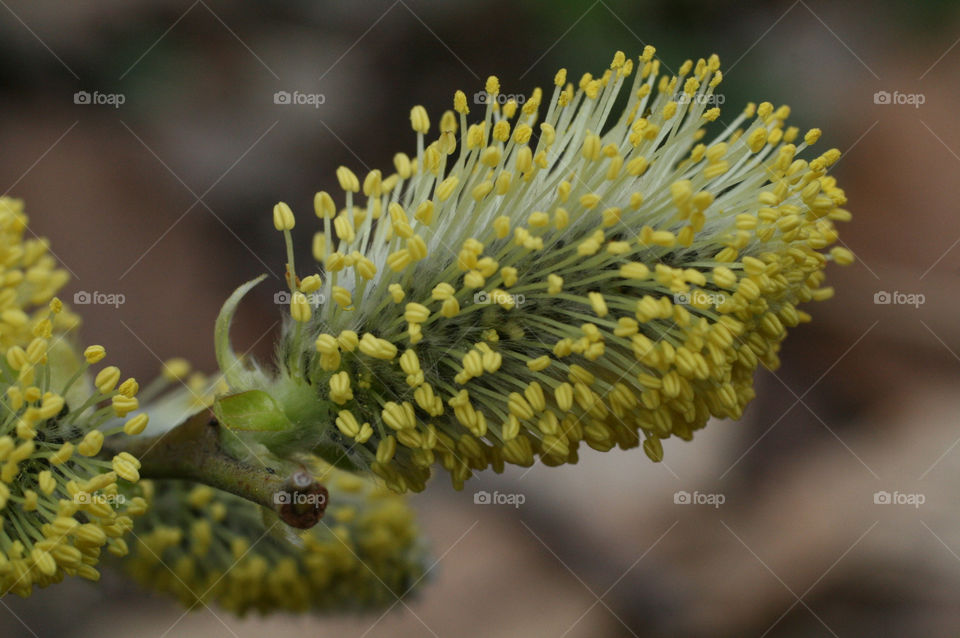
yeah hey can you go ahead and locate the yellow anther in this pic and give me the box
[410,105,430,134]
[83,345,106,364]
[272,202,295,231]
[336,166,360,192]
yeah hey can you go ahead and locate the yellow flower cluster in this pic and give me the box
[124,465,426,615]
[0,198,147,596]
[221,48,852,493]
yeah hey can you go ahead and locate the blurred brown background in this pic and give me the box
[1,0,959,636]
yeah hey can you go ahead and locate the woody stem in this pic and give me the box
[109,410,327,529]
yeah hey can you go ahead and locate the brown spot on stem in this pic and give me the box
[276,471,328,529]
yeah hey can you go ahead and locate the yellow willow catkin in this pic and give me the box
[0,197,147,596]
[123,465,427,615]
[215,48,852,493]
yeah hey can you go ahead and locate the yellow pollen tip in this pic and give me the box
[272,202,295,231]
[410,105,430,134]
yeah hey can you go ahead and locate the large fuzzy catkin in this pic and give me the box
[214,47,853,493]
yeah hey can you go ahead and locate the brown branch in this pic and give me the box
[111,410,327,529]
